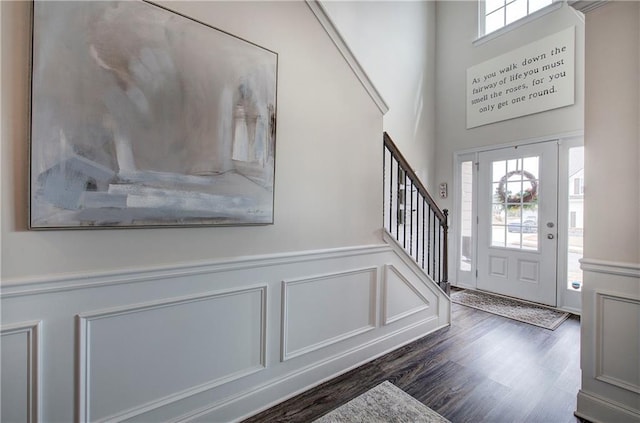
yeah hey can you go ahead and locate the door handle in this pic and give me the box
[547,234,555,239]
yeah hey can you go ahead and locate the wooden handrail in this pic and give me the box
[383,132,449,294]
[383,132,447,226]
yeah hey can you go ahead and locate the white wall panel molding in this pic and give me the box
[580,261,640,422]
[382,264,430,325]
[1,243,448,422]
[281,267,377,361]
[76,286,267,422]
[382,230,446,301]
[594,290,640,395]
[581,258,640,278]
[1,320,42,423]
[1,244,391,298]
[305,1,389,115]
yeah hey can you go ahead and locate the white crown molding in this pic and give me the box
[568,0,609,14]
[305,0,389,115]
[0,244,391,298]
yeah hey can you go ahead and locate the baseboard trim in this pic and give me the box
[576,389,640,423]
[176,317,446,422]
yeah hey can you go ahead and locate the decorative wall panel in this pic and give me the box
[1,321,41,423]
[596,292,640,393]
[77,286,266,421]
[281,267,377,361]
[382,264,430,325]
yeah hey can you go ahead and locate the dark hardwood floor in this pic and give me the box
[244,301,582,423]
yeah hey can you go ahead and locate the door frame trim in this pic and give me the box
[452,130,584,311]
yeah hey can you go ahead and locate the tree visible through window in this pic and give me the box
[482,0,553,35]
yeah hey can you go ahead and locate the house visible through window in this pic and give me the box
[482,0,554,36]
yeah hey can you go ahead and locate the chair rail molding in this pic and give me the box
[580,258,640,278]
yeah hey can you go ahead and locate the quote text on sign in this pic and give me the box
[466,27,575,128]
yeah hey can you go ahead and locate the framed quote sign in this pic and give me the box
[467,27,575,129]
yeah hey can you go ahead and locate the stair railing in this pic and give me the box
[383,132,449,294]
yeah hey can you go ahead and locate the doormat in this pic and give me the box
[313,381,450,423]
[450,289,570,330]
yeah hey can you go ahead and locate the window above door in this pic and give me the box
[477,0,563,43]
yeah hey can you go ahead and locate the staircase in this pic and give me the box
[383,132,450,294]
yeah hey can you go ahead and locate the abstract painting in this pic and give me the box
[29,1,277,229]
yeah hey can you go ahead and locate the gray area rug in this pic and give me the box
[451,289,570,330]
[313,381,450,423]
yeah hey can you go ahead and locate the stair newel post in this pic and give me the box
[442,209,449,295]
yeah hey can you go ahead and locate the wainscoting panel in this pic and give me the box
[77,287,266,422]
[382,264,429,325]
[595,292,640,393]
[577,259,640,423]
[0,321,41,423]
[1,244,450,422]
[281,267,377,361]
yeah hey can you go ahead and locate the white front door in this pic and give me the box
[477,142,558,306]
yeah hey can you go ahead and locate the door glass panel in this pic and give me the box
[491,155,539,250]
[493,162,505,182]
[507,159,519,173]
[492,224,506,247]
[459,161,474,272]
[523,156,539,174]
[492,183,501,202]
[567,146,584,291]
[492,203,505,224]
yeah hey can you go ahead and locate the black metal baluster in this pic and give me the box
[443,209,449,294]
[437,224,442,285]
[409,180,414,256]
[422,197,427,269]
[388,149,393,233]
[432,209,437,283]
[416,187,420,264]
[403,171,407,249]
[383,144,386,231]
[396,160,401,239]
[427,208,432,276]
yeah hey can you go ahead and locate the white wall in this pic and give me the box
[434,1,585,213]
[0,1,451,421]
[577,2,640,421]
[1,0,384,281]
[320,1,438,190]
[434,1,585,289]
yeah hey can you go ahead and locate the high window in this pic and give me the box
[481,0,554,36]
